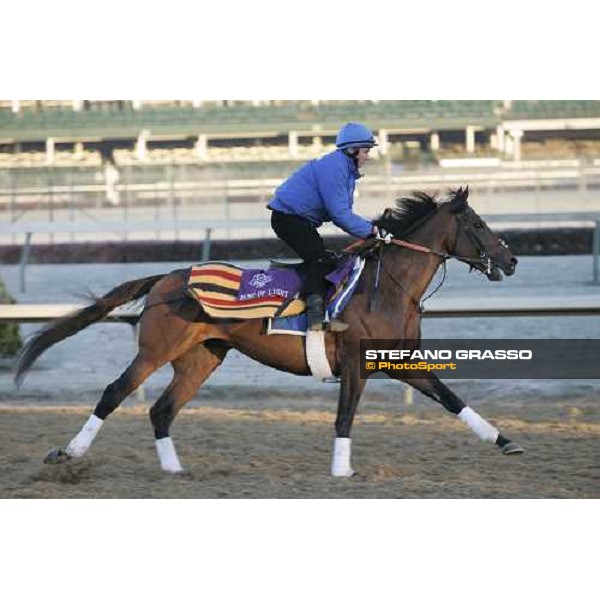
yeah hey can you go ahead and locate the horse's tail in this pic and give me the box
[15,274,166,386]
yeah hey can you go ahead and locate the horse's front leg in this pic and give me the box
[333,366,367,477]
[403,374,524,455]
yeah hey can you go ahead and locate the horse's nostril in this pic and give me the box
[511,257,518,266]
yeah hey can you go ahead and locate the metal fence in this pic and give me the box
[2,159,600,243]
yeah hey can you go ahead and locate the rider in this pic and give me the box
[268,122,380,332]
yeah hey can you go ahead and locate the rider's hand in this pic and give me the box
[372,225,393,244]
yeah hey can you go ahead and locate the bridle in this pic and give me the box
[345,203,508,311]
[452,209,499,276]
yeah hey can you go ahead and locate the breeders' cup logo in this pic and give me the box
[248,273,274,288]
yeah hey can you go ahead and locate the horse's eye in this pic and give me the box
[473,221,484,229]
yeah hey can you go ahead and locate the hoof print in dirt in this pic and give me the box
[44,448,71,465]
[36,457,90,485]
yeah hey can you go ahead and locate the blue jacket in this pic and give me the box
[268,150,373,239]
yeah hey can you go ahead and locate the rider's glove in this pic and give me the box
[373,225,393,244]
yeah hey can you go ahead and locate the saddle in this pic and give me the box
[268,249,342,271]
[268,258,304,270]
[185,255,362,321]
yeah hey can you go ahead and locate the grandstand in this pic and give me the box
[0,100,499,141]
[1,100,600,167]
[506,100,600,120]
[1,100,600,218]
[1,100,599,159]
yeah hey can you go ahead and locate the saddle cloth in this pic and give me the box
[186,257,363,321]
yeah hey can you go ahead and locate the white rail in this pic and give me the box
[2,296,600,325]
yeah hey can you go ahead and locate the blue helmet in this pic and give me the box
[335,122,378,150]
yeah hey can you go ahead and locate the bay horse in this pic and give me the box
[16,186,522,477]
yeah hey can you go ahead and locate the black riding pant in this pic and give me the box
[270,210,333,295]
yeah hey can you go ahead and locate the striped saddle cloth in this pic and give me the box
[185,258,362,321]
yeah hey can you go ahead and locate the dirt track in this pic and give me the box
[1,390,598,498]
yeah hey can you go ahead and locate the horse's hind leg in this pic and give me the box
[150,341,230,473]
[48,297,207,464]
[45,353,164,463]
[403,374,524,455]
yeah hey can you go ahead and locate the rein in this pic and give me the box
[343,232,492,272]
[342,210,495,312]
[342,238,491,273]
[390,238,490,271]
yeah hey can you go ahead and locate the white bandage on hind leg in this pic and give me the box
[66,414,104,457]
[331,437,354,477]
[155,437,183,473]
[458,407,499,443]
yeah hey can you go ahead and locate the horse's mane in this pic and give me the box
[373,190,440,238]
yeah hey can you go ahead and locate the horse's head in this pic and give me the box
[447,186,517,280]
[372,187,518,281]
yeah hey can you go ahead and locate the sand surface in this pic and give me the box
[1,389,598,498]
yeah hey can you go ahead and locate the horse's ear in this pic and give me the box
[383,208,394,219]
[456,186,469,202]
[449,187,468,212]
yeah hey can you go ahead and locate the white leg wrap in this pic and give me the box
[306,330,334,381]
[458,407,499,443]
[331,437,354,477]
[66,414,104,457]
[155,437,183,473]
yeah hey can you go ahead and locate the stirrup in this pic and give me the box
[308,319,348,332]
[308,321,325,332]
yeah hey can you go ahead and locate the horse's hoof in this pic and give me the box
[44,448,71,464]
[502,442,524,455]
[161,466,185,474]
[331,468,355,477]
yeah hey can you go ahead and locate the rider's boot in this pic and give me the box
[306,293,325,331]
[306,294,349,332]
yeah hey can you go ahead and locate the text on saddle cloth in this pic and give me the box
[237,256,356,302]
